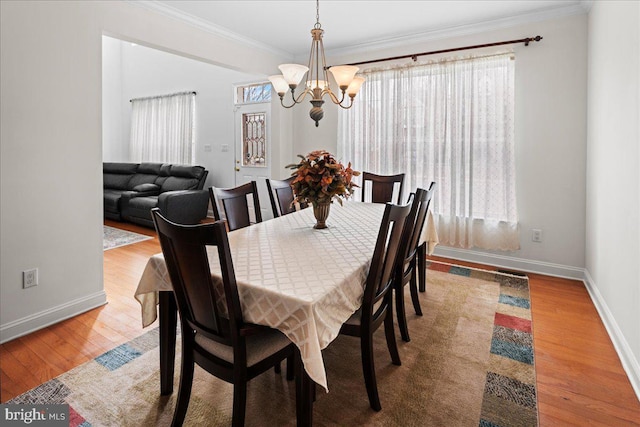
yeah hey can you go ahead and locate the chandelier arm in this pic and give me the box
[279,88,312,108]
[334,95,355,110]
[323,88,346,106]
[293,87,312,104]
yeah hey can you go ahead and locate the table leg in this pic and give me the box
[159,291,177,395]
[295,347,314,426]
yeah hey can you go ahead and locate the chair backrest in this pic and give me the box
[397,184,435,270]
[361,202,412,324]
[266,177,296,218]
[209,181,262,231]
[151,208,242,346]
[361,172,405,204]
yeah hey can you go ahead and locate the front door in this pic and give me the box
[234,103,272,220]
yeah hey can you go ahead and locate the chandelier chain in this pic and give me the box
[315,0,321,29]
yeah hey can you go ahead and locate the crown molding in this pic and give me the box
[580,1,595,13]
[321,2,589,60]
[127,0,294,60]
[127,1,588,64]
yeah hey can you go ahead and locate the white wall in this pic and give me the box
[102,36,126,161]
[586,0,640,398]
[0,0,290,342]
[292,13,589,278]
[103,37,266,189]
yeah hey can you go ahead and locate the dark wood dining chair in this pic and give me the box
[361,172,405,204]
[266,176,307,218]
[209,181,262,231]
[338,201,412,411]
[394,184,435,342]
[417,182,436,294]
[151,208,294,427]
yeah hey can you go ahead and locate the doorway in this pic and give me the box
[234,102,272,220]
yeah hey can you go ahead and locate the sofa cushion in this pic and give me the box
[170,165,206,180]
[132,183,160,192]
[129,174,159,189]
[103,163,138,174]
[160,176,199,192]
[124,196,159,221]
[104,173,133,190]
[137,163,163,175]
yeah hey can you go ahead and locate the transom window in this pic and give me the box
[236,82,272,104]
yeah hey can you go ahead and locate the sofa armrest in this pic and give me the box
[157,190,209,225]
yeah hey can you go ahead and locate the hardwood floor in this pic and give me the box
[1,222,639,425]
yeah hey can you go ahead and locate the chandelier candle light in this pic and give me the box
[268,0,365,127]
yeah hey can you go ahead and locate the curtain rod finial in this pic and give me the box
[524,36,543,46]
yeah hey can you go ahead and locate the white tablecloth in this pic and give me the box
[135,201,438,391]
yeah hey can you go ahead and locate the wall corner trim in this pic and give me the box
[0,291,108,344]
[583,269,640,402]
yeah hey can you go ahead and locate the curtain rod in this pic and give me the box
[129,91,196,103]
[340,35,542,67]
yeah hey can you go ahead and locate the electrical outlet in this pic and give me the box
[221,144,230,152]
[532,229,543,243]
[23,268,38,288]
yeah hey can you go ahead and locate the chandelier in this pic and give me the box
[268,0,365,127]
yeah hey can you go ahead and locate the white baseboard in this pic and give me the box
[432,245,640,402]
[433,246,585,279]
[583,270,640,402]
[0,291,108,344]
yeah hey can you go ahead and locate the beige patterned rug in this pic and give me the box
[103,225,152,251]
[8,261,537,426]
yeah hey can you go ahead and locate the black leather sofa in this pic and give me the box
[104,162,209,228]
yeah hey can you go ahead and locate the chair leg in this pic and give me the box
[360,334,382,411]
[274,362,281,374]
[384,306,401,366]
[231,380,248,427]
[410,267,423,316]
[286,353,295,381]
[171,347,195,427]
[395,283,411,342]
[418,243,427,293]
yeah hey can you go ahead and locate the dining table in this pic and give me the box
[134,200,438,425]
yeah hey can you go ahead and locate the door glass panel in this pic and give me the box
[242,112,267,167]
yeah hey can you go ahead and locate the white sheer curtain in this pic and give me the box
[129,92,195,164]
[339,53,519,250]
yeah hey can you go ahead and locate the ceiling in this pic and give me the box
[146,0,589,58]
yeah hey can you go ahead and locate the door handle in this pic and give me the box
[235,167,240,172]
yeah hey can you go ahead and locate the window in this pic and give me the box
[236,82,272,104]
[129,92,195,164]
[338,53,518,250]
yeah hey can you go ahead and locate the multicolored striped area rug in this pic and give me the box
[6,261,537,426]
